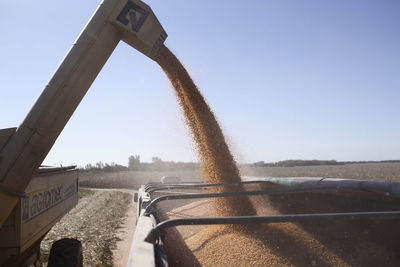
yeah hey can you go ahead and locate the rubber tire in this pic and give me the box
[47,238,83,267]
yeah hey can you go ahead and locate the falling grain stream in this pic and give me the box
[157,45,255,217]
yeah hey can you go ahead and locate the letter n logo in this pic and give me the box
[116,1,149,32]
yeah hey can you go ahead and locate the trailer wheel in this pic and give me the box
[48,238,83,267]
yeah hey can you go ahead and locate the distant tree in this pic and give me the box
[95,161,104,170]
[82,155,200,173]
[128,155,141,170]
[103,163,111,172]
[85,163,93,170]
[152,157,162,163]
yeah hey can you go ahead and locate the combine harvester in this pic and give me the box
[0,0,166,265]
[1,0,400,266]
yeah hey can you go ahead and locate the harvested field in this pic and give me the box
[40,188,132,266]
[79,163,400,192]
[240,162,400,182]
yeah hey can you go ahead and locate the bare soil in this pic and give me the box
[40,189,132,266]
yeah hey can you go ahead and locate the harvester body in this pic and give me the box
[0,0,167,265]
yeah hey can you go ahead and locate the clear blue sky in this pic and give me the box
[1,0,399,167]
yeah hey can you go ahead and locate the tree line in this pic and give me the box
[81,157,400,172]
[81,155,199,172]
